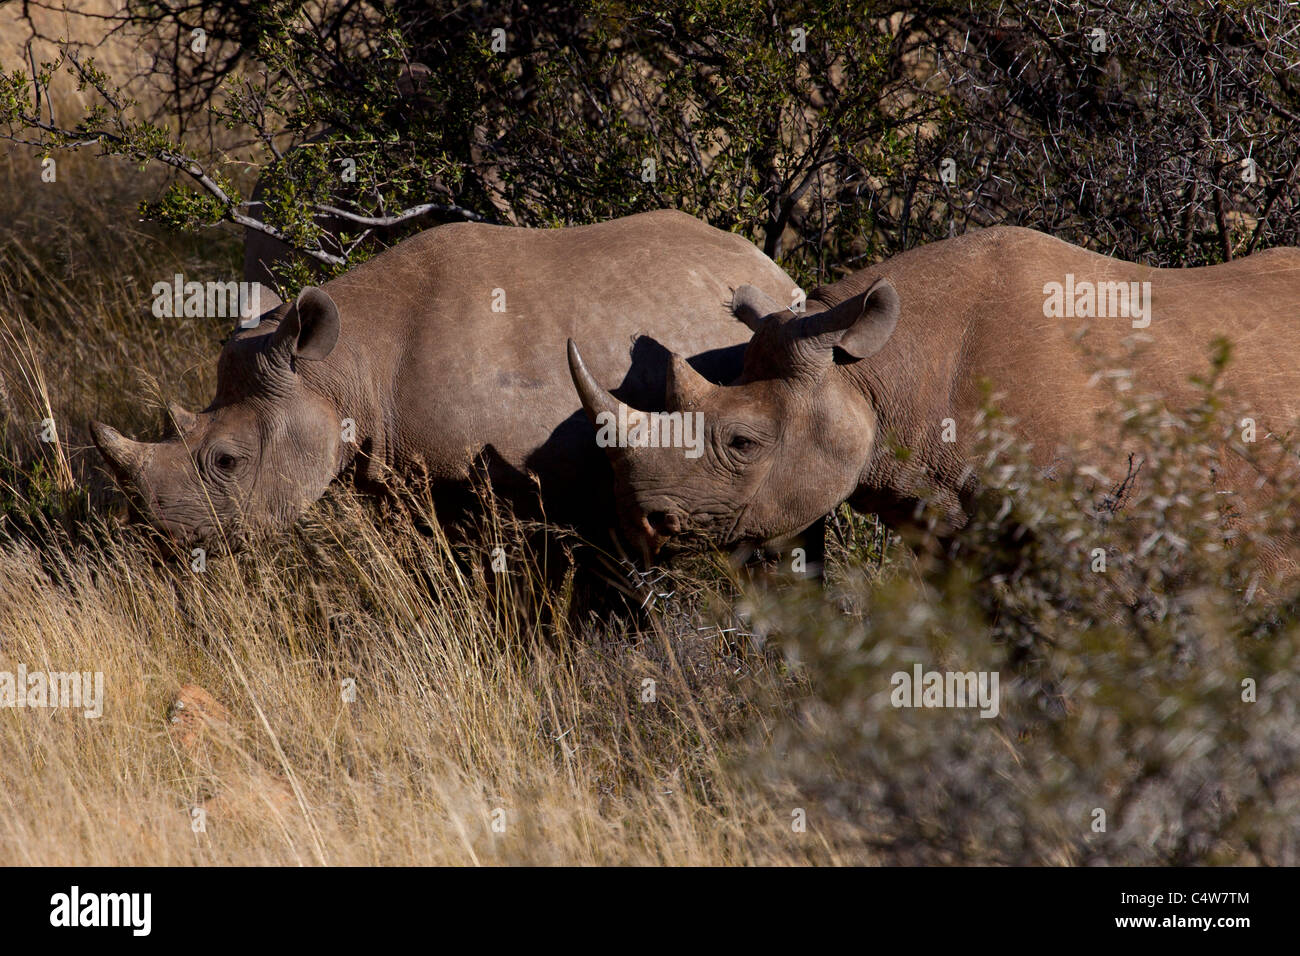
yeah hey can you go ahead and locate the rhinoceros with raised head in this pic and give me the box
[92,210,796,550]
[568,225,1300,571]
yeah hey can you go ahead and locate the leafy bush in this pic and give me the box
[7,1,1298,291]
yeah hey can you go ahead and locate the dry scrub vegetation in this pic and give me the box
[0,485,812,865]
[0,1,1297,866]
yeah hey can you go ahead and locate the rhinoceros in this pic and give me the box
[92,210,796,550]
[567,225,1300,571]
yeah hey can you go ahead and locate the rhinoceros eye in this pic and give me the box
[210,450,244,474]
[729,435,757,453]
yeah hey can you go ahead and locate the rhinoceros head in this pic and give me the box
[91,287,345,552]
[568,278,899,559]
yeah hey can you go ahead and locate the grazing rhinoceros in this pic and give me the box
[567,225,1300,571]
[92,210,796,550]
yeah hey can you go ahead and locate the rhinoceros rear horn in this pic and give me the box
[797,276,899,361]
[91,421,149,480]
[666,352,713,411]
[731,285,786,332]
[166,402,198,435]
[274,286,340,362]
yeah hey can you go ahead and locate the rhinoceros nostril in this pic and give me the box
[647,510,683,535]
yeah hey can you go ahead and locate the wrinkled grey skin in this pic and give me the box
[93,210,796,551]
[569,225,1300,565]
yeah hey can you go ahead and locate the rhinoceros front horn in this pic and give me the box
[91,422,149,480]
[567,339,623,425]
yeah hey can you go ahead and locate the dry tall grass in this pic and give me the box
[0,491,827,865]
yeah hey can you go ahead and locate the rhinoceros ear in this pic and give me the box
[731,285,786,332]
[796,277,899,361]
[274,286,340,362]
